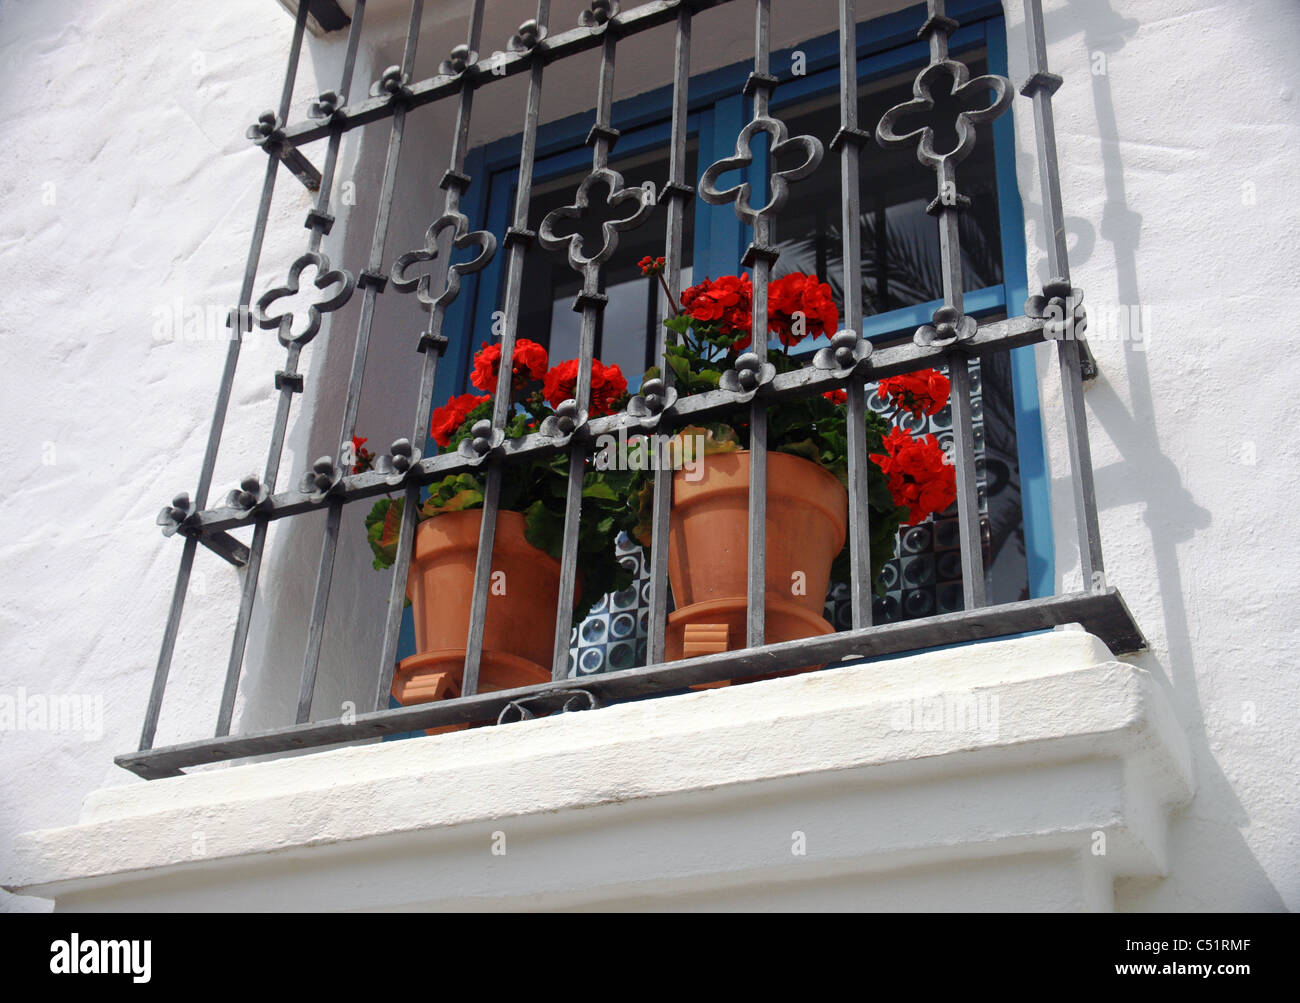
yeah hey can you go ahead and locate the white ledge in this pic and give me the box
[5,631,1193,911]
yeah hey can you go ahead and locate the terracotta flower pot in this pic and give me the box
[393,509,559,722]
[665,450,848,683]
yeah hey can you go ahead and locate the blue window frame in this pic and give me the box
[396,1,1052,677]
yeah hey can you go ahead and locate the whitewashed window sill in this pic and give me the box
[4,631,1191,912]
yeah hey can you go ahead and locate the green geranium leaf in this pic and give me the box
[365,498,404,570]
[523,499,565,560]
[778,438,820,464]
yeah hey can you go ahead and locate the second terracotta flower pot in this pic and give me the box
[664,450,848,683]
[393,509,559,722]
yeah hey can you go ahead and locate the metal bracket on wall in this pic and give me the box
[278,145,323,191]
[1080,341,1098,383]
[197,530,251,568]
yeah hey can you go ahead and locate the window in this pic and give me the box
[124,0,1133,779]
[432,9,1048,677]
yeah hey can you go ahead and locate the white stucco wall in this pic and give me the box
[0,0,1296,912]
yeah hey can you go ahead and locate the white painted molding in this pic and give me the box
[4,632,1192,911]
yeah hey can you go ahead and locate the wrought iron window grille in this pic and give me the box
[124,0,1142,780]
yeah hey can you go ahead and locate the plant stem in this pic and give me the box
[656,272,681,317]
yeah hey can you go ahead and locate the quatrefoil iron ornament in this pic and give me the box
[719,352,776,400]
[813,329,873,372]
[373,438,423,487]
[391,211,498,309]
[508,19,548,53]
[299,455,344,503]
[915,305,977,349]
[625,377,678,425]
[157,492,196,537]
[246,110,283,148]
[307,91,345,123]
[439,44,477,77]
[457,420,504,464]
[699,117,823,224]
[226,475,271,514]
[579,0,619,29]
[539,399,587,440]
[370,65,411,101]
[876,60,1012,169]
[1026,280,1087,341]
[254,251,355,347]
[538,167,657,273]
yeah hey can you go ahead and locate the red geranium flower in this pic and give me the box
[429,392,489,448]
[877,369,950,419]
[639,255,666,277]
[680,274,754,346]
[869,427,956,525]
[349,435,375,474]
[543,359,629,417]
[822,389,847,405]
[768,273,839,347]
[470,338,549,393]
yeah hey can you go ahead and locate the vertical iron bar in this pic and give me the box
[216,340,299,736]
[938,188,985,610]
[297,0,424,725]
[548,26,620,679]
[836,0,872,629]
[380,0,486,706]
[645,3,693,667]
[1022,0,1104,587]
[745,0,772,649]
[373,0,469,713]
[926,0,985,610]
[139,3,310,751]
[458,0,535,698]
[216,3,366,737]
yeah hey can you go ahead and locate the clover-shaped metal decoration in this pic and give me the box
[391,211,498,310]
[538,167,657,274]
[578,0,619,29]
[625,377,678,425]
[1026,280,1087,341]
[699,117,823,225]
[439,43,478,77]
[307,90,346,124]
[253,251,355,347]
[813,329,873,372]
[876,60,1012,170]
[539,399,588,440]
[719,352,777,399]
[225,475,271,515]
[915,304,978,349]
[508,18,548,53]
[157,492,197,538]
[372,438,423,486]
[456,420,504,464]
[299,456,344,503]
[246,110,284,148]
[369,65,411,101]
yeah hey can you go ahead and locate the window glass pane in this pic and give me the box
[513,138,697,386]
[771,50,1003,327]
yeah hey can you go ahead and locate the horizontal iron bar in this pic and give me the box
[186,313,1049,535]
[279,0,737,147]
[115,589,1145,779]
